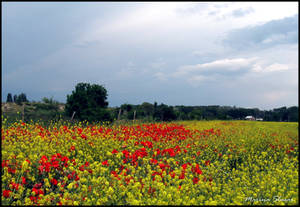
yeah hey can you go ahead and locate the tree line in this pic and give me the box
[4,83,299,123]
[113,103,298,122]
[6,93,28,105]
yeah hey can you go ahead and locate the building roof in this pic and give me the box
[245,116,254,118]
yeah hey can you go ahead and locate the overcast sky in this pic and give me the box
[2,2,298,109]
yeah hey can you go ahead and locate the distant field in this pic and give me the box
[1,119,298,205]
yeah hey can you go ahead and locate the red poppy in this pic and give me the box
[179,172,185,179]
[169,172,175,178]
[192,164,203,175]
[40,155,48,164]
[33,183,43,189]
[150,158,158,164]
[112,149,118,154]
[11,182,20,190]
[38,165,44,173]
[79,165,85,171]
[30,196,37,202]
[32,188,39,195]
[22,177,26,185]
[45,162,51,172]
[102,160,109,166]
[3,189,11,198]
[61,156,69,163]
[205,160,210,166]
[51,160,59,168]
[193,177,199,184]
[8,167,16,174]
[2,160,9,168]
[158,163,166,169]
[51,178,58,186]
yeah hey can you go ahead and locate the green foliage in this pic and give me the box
[153,103,177,121]
[65,82,111,122]
[42,97,59,105]
[139,102,154,117]
[34,102,59,111]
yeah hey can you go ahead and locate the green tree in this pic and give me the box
[65,83,111,122]
[120,104,133,113]
[155,103,177,121]
[6,93,13,103]
[287,106,298,122]
[140,102,154,117]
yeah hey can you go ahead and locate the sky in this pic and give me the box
[2,2,298,110]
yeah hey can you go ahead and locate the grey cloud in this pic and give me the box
[2,3,298,109]
[231,7,254,18]
[223,14,298,50]
[175,3,210,16]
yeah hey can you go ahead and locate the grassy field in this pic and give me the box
[2,102,65,124]
[1,118,298,205]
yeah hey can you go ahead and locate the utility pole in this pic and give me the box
[22,103,25,122]
[133,110,136,121]
[118,108,121,120]
[3,104,7,117]
[71,111,76,121]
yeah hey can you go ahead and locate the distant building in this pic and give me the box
[245,115,255,120]
[256,118,263,121]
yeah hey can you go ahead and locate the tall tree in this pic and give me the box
[19,93,28,102]
[15,93,28,105]
[6,93,13,103]
[13,95,17,103]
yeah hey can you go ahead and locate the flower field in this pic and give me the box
[1,118,298,205]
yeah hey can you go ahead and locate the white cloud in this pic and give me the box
[251,63,289,73]
[264,63,289,72]
[174,58,257,77]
